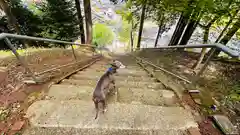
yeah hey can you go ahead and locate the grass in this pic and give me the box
[0,48,45,58]
[0,45,83,58]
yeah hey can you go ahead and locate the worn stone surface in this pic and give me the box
[47,85,117,102]
[212,115,239,135]
[70,74,155,82]
[61,79,165,89]
[153,71,185,99]
[117,88,178,106]
[24,127,186,135]
[78,70,148,77]
[162,90,178,106]
[24,55,199,135]
[25,100,197,135]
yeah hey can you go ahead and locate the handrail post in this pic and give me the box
[4,38,38,83]
[71,44,77,60]
[197,48,216,76]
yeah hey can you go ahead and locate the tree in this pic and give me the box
[179,5,203,45]
[0,0,21,35]
[215,9,240,43]
[93,23,114,47]
[83,0,93,44]
[116,0,140,51]
[214,18,240,55]
[136,0,146,49]
[74,0,85,44]
[168,0,195,46]
[41,0,79,43]
[192,0,238,70]
[193,15,219,70]
[0,16,12,50]
[10,0,43,37]
[149,0,178,47]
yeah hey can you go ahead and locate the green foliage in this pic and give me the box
[10,0,43,37]
[40,0,79,42]
[118,20,131,42]
[93,23,114,46]
[228,82,240,101]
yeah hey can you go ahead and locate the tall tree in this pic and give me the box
[83,0,93,44]
[215,9,240,43]
[10,0,42,37]
[41,0,79,43]
[0,0,21,35]
[215,18,240,55]
[136,0,146,49]
[168,0,195,46]
[154,17,164,47]
[179,8,203,45]
[0,16,12,50]
[193,15,219,70]
[192,0,236,70]
[74,0,85,44]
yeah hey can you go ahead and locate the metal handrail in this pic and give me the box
[135,43,239,76]
[0,33,95,47]
[133,55,192,83]
[141,44,239,57]
[0,33,98,83]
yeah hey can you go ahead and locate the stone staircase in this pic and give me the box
[24,55,198,135]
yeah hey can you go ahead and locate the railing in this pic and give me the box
[0,33,98,83]
[140,44,239,57]
[132,43,239,82]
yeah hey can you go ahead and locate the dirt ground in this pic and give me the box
[0,48,93,134]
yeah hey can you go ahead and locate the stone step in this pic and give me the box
[70,74,156,82]
[76,71,149,77]
[117,88,178,106]
[61,79,165,89]
[47,85,117,103]
[88,65,142,70]
[24,100,197,135]
[84,68,146,74]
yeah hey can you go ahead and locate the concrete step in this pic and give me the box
[84,68,146,74]
[70,74,156,82]
[76,71,149,77]
[61,79,165,89]
[117,88,178,106]
[88,65,143,70]
[24,100,197,135]
[47,85,117,103]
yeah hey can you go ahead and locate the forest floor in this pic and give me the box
[137,49,240,135]
[0,47,93,134]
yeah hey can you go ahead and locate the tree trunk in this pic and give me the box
[179,10,202,45]
[154,16,164,47]
[193,16,219,70]
[215,9,239,43]
[0,0,29,48]
[154,25,161,47]
[0,0,21,34]
[136,1,146,49]
[83,0,93,44]
[193,27,209,70]
[75,0,85,44]
[168,14,184,45]
[213,18,240,56]
[179,20,197,45]
[173,16,189,45]
[169,0,195,46]
[130,19,134,51]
